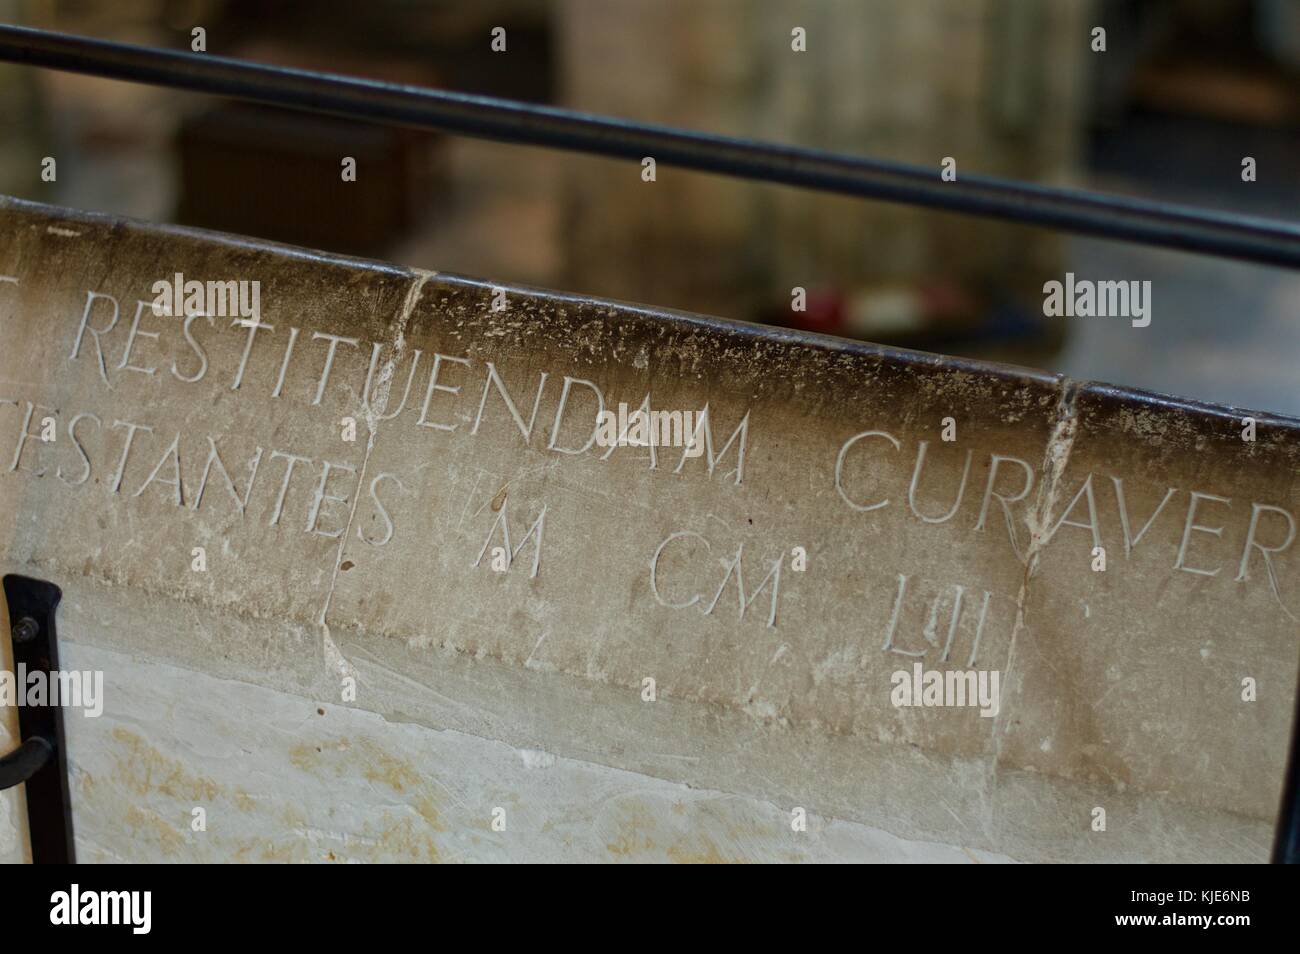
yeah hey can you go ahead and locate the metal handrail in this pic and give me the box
[1,23,1300,269]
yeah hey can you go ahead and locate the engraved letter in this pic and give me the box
[116,300,162,376]
[975,454,1034,560]
[311,333,361,406]
[358,473,404,546]
[1045,473,1102,550]
[230,319,274,391]
[472,499,547,578]
[172,313,212,383]
[674,405,749,484]
[548,376,605,455]
[1175,491,1231,577]
[57,412,101,486]
[268,450,312,526]
[416,353,471,430]
[702,544,782,627]
[835,430,901,512]
[363,345,424,421]
[9,402,53,475]
[472,362,548,443]
[306,460,358,538]
[907,441,973,524]
[650,531,710,609]
[1236,503,1296,601]
[69,291,120,387]
[109,420,153,494]
[133,432,185,506]
[1111,478,1177,559]
[194,437,264,516]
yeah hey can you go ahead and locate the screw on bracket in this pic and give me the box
[12,615,38,644]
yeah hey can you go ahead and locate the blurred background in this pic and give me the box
[1,0,1298,412]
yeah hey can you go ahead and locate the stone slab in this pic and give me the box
[1,195,1296,862]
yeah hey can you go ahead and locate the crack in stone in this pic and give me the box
[317,269,435,676]
[1024,378,1081,585]
[986,375,1079,836]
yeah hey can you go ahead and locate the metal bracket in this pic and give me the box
[1275,665,1300,864]
[1,574,75,863]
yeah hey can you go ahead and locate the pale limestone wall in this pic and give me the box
[0,196,1295,862]
[56,643,1015,863]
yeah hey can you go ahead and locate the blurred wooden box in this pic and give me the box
[176,101,442,256]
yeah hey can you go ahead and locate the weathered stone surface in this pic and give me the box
[1,195,1296,862]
